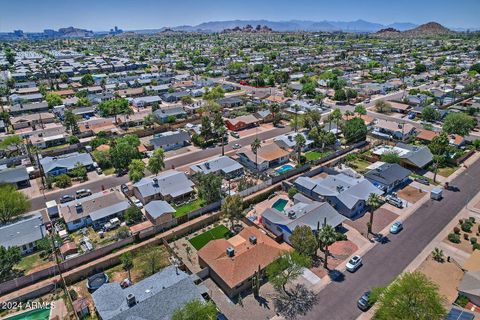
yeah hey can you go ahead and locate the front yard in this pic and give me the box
[173,198,205,218]
[437,165,459,178]
[188,224,232,250]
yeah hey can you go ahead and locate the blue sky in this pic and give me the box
[1,0,479,32]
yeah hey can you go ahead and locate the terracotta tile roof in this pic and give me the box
[343,114,374,125]
[198,226,289,288]
[416,129,439,141]
[387,100,410,111]
[239,142,290,164]
[226,115,259,126]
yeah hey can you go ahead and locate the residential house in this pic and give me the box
[237,142,290,171]
[162,91,190,103]
[10,102,49,115]
[149,130,190,151]
[218,97,243,108]
[274,132,314,152]
[27,125,67,149]
[364,163,411,193]
[388,101,411,114]
[10,112,55,130]
[92,266,207,320]
[254,110,274,123]
[144,200,176,229]
[133,170,194,205]
[0,166,30,188]
[372,119,417,140]
[40,152,95,176]
[372,143,433,169]
[59,190,130,231]
[198,226,288,298]
[153,106,187,123]
[225,115,260,131]
[294,172,383,218]
[262,194,345,244]
[132,95,162,108]
[190,156,244,179]
[0,212,45,255]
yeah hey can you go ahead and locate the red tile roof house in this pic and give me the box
[225,115,260,131]
[198,226,290,298]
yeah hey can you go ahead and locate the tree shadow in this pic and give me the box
[255,295,271,309]
[328,269,345,282]
[373,233,390,244]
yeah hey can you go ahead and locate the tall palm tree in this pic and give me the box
[293,104,301,132]
[317,224,337,269]
[294,134,306,164]
[218,126,227,156]
[250,138,261,171]
[366,193,383,235]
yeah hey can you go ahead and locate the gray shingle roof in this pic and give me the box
[133,170,194,199]
[0,166,29,184]
[144,200,176,219]
[396,143,433,168]
[364,163,411,186]
[190,156,243,175]
[0,212,45,248]
[92,266,205,320]
[150,131,190,149]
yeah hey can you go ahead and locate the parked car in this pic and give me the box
[346,255,363,272]
[116,168,127,177]
[60,194,75,203]
[96,167,103,174]
[414,177,430,185]
[357,291,372,311]
[121,184,129,194]
[230,132,240,138]
[232,143,241,149]
[76,189,92,199]
[385,195,403,208]
[133,198,143,209]
[390,221,404,234]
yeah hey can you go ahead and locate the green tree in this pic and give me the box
[172,300,217,320]
[414,63,427,74]
[375,100,392,113]
[55,174,72,188]
[354,104,367,115]
[203,86,225,100]
[266,251,312,295]
[366,193,383,235]
[45,93,63,108]
[250,138,262,170]
[333,89,347,101]
[0,184,31,223]
[64,109,79,133]
[201,116,213,141]
[317,224,338,269]
[70,163,87,181]
[373,272,447,320]
[196,173,222,204]
[148,148,165,175]
[289,226,317,257]
[429,131,450,183]
[0,135,22,151]
[80,74,95,86]
[110,135,141,171]
[125,206,143,225]
[120,252,134,280]
[421,106,440,122]
[380,151,401,164]
[288,187,298,199]
[221,195,243,230]
[128,159,145,182]
[0,245,21,281]
[98,98,132,124]
[442,112,476,136]
[343,118,367,143]
[301,82,316,98]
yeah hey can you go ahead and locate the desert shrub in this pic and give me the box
[474,243,480,251]
[454,227,461,234]
[464,233,469,240]
[448,233,460,243]
[471,237,478,244]
[462,222,473,232]
[469,217,476,224]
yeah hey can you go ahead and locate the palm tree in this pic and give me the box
[120,252,134,281]
[218,126,227,156]
[294,134,306,164]
[366,193,383,235]
[293,104,301,132]
[317,224,337,269]
[331,108,342,137]
[250,138,261,171]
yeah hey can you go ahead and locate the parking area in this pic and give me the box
[310,240,359,278]
[345,208,399,237]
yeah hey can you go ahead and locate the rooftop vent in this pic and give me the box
[126,293,136,307]
[287,210,296,219]
[75,203,83,214]
[249,235,257,245]
[152,178,159,187]
[226,247,235,257]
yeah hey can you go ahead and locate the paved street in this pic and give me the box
[29,125,291,210]
[301,158,480,320]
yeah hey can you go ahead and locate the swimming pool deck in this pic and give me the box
[246,192,293,224]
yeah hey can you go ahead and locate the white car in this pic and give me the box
[346,255,363,273]
[133,199,143,209]
[232,143,241,149]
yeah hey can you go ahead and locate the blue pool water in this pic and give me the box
[276,164,294,174]
[272,199,288,212]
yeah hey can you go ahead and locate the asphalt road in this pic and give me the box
[301,159,480,320]
[29,125,291,210]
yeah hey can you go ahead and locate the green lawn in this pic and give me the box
[438,166,459,178]
[15,251,51,275]
[173,198,205,218]
[103,167,115,176]
[189,225,231,250]
[305,150,333,161]
[348,158,372,173]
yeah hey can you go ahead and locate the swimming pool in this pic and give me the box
[5,308,50,320]
[276,164,294,174]
[272,198,288,212]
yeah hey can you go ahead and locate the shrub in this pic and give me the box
[454,227,460,234]
[455,295,469,307]
[288,187,298,199]
[464,233,469,240]
[469,217,476,224]
[459,219,464,225]
[474,243,480,251]
[471,237,478,244]
[448,233,460,243]
[462,222,473,233]
[478,224,480,233]
[55,174,72,188]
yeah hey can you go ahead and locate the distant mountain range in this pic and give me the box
[376,22,453,37]
[132,19,421,34]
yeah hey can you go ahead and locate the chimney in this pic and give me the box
[226,247,235,257]
[249,235,257,245]
[152,178,159,186]
[126,293,136,307]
